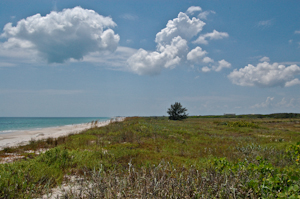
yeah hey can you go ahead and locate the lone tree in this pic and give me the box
[167,102,188,120]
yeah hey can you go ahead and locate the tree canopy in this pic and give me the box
[167,102,188,120]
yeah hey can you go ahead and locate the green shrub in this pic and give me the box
[285,142,300,165]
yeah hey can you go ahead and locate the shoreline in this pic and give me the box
[0,117,125,150]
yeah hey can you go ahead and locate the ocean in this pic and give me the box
[0,117,110,134]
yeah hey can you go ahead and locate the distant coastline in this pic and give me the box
[0,117,110,134]
[0,117,125,150]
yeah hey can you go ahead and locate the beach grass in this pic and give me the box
[1,116,300,198]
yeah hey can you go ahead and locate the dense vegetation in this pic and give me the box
[1,116,300,198]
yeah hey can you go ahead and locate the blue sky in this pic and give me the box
[0,0,300,117]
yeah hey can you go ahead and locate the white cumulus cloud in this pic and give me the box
[202,56,214,63]
[201,59,231,72]
[128,12,204,75]
[0,6,120,63]
[228,60,300,87]
[201,66,211,72]
[155,12,205,44]
[186,6,202,15]
[198,11,216,20]
[127,36,188,75]
[186,6,215,20]
[194,30,229,45]
[193,36,208,45]
[187,46,207,63]
[215,59,231,72]
[285,78,300,87]
[127,9,230,75]
[259,56,270,62]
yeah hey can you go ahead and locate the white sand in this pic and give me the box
[0,117,125,150]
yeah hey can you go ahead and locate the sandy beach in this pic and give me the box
[0,117,125,150]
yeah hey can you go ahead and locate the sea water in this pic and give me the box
[0,117,110,134]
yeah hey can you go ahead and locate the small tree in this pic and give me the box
[167,102,188,120]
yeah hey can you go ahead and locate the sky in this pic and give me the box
[0,0,300,117]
